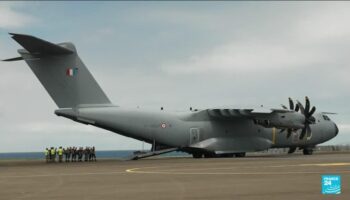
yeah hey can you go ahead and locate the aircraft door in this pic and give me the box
[189,128,200,145]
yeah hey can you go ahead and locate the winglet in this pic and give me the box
[9,33,74,55]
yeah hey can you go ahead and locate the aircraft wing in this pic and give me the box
[206,108,304,129]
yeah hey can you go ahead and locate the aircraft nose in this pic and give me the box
[334,123,339,136]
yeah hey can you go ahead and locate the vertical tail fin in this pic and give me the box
[9,33,111,108]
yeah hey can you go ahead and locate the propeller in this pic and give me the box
[280,97,301,138]
[297,96,316,140]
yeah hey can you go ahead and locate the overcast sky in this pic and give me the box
[0,2,349,152]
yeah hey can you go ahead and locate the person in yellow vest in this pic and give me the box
[50,147,56,162]
[44,148,49,163]
[58,146,63,163]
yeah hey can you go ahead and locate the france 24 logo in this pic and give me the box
[322,175,341,195]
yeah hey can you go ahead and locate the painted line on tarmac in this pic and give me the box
[0,171,125,179]
[126,162,350,173]
[126,162,350,175]
[126,168,350,175]
[265,162,350,168]
[299,162,350,167]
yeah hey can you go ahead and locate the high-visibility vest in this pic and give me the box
[45,150,48,156]
[51,149,55,155]
[58,148,63,156]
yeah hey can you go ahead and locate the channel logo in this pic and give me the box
[322,175,341,195]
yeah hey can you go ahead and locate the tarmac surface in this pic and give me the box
[0,152,349,200]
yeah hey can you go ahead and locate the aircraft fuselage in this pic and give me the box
[56,106,338,155]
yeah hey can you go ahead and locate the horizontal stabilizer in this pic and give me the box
[2,56,23,62]
[10,33,73,55]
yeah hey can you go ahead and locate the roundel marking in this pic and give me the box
[161,123,167,128]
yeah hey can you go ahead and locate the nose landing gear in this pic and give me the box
[302,147,314,155]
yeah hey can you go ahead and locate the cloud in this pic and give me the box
[156,3,350,76]
[160,40,328,74]
[130,9,217,27]
[0,4,37,29]
[80,27,116,44]
[160,4,350,75]
[15,121,96,133]
[296,3,350,42]
[339,124,350,133]
[324,123,350,145]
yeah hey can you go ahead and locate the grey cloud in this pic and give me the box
[0,3,38,29]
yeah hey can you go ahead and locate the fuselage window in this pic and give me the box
[323,115,330,121]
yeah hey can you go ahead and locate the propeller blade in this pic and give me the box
[308,106,316,117]
[297,101,305,114]
[289,97,294,110]
[299,128,306,139]
[305,96,310,116]
[306,118,314,124]
[295,104,299,112]
[306,125,312,139]
[281,104,288,109]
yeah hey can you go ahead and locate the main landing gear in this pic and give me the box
[287,147,314,155]
[235,152,246,157]
[302,148,314,155]
[192,152,246,158]
[192,152,203,158]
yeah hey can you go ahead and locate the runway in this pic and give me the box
[0,152,349,200]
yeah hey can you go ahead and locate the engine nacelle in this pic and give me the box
[253,112,305,129]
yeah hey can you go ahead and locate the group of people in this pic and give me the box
[45,146,97,163]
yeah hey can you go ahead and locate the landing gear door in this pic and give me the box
[190,128,200,145]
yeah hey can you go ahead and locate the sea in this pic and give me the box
[0,150,189,160]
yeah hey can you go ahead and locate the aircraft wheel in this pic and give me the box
[303,148,313,155]
[235,152,246,157]
[204,152,216,158]
[220,153,234,158]
[192,153,203,158]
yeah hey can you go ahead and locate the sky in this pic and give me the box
[0,2,349,152]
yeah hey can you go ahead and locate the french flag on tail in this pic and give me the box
[66,68,78,77]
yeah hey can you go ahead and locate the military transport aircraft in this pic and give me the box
[3,33,339,159]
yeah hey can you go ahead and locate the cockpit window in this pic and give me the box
[323,115,330,121]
